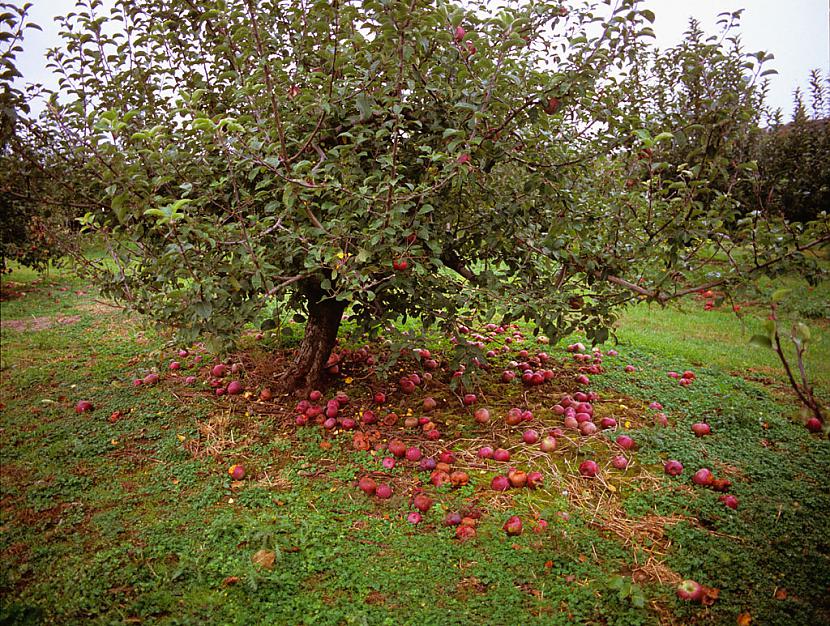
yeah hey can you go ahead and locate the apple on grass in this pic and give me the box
[676,579,703,602]
[503,515,523,536]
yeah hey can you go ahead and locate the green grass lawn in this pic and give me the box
[1,265,828,625]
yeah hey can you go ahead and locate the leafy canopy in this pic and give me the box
[22,0,828,353]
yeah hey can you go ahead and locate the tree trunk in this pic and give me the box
[281,284,346,393]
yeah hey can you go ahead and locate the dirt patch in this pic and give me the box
[1,315,82,332]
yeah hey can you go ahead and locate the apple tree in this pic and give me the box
[1,2,78,271]
[32,0,828,391]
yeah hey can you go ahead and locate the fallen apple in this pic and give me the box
[664,460,684,476]
[522,429,540,444]
[610,455,628,470]
[539,436,557,453]
[692,468,714,486]
[375,483,392,499]
[579,460,599,477]
[691,422,711,437]
[676,579,703,602]
[719,494,739,509]
[493,448,511,462]
[358,476,377,495]
[491,475,510,491]
[228,464,245,480]
[503,515,523,536]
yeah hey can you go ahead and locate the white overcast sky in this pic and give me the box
[10,0,830,118]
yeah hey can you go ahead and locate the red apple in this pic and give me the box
[430,470,451,487]
[405,447,422,462]
[505,407,524,426]
[539,436,557,453]
[413,494,433,513]
[75,400,94,413]
[503,515,523,536]
[579,460,599,477]
[462,393,477,406]
[615,435,635,450]
[719,494,739,509]
[692,468,714,486]
[664,460,684,476]
[522,429,540,444]
[423,397,437,412]
[610,455,628,470]
[358,476,377,495]
[691,422,711,437]
[676,579,703,602]
[228,464,245,480]
[491,474,510,491]
[407,511,422,524]
[579,421,598,436]
[226,381,243,395]
[474,407,490,423]
[526,471,544,488]
[439,450,456,464]
[478,446,495,459]
[211,364,227,378]
[388,440,407,458]
[375,483,392,499]
[806,418,822,433]
[456,525,476,541]
[493,448,510,462]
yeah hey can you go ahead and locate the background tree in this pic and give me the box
[1,2,78,272]
[25,0,830,392]
[747,70,830,224]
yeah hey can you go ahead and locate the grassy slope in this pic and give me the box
[1,265,828,625]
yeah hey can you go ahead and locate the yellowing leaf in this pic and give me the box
[251,549,276,570]
[344,377,353,384]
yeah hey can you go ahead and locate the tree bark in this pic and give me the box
[280,283,346,393]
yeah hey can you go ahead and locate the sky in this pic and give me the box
[9,0,830,119]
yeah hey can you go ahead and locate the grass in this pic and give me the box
[1,264,828,625]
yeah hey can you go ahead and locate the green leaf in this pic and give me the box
[749,334,772,349]
[771,288,791,303]
[794,322,811,343]
[194,301,213,319]
[355,93,373,120]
